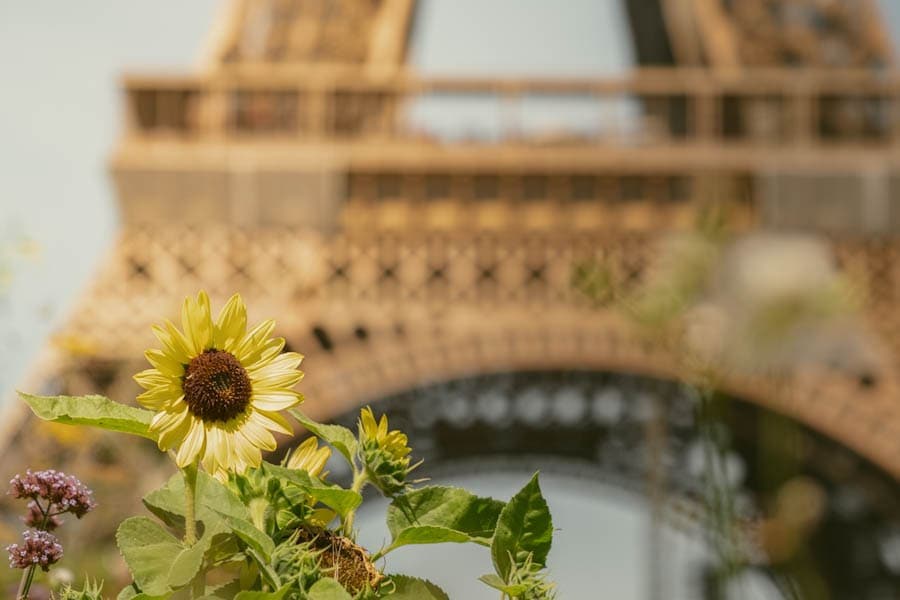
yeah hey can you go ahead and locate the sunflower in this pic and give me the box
[134,291,303,478]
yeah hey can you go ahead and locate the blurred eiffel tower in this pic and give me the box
[3,0,900,592]
[27,0,898,467]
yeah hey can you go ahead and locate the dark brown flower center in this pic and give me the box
[183,349,252,422]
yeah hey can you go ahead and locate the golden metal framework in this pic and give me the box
[7,1,900,480]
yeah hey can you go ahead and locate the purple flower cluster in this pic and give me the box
[9,469,96,518]
[6,529,63,571]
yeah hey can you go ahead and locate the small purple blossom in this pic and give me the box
[23,500,62,531]
[6,529,63,571]
[8,470,96,518]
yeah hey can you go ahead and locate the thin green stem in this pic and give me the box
[183,462,199,546]
[342,469,368,536]
[696,386,743,597]
[16,566,36,600]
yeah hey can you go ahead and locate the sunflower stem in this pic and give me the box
[183,462,199,546]
[342,469,368,536]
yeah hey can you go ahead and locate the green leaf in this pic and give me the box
[262,464,362,518]
[116,517,184,597]
[234,586,291,600]
[144,470,249,530]
[202,578,242,598]
[491,473,553,581]
[387,486,505,546]
[167,532,217,589]
[391,525,471,547]
[20,392,156,440]
[217,514,275,563]
[307,578,352,600]
[389,575,450,599]
[116,589,169,600]
[115,585,173,600]
[290,409,358,466]
[478,574,527,596]
[117,512,227,596]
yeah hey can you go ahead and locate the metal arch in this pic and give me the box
[304,369,900,596]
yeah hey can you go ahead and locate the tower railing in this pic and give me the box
[120,68,900,148]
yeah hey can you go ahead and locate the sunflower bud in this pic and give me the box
[358,407,414,496]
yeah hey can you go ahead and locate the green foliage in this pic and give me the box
[53,579,105,600]
[481,554,556,599]
[234,587,292,599]
[263,464,362,519]
[307,578,352,600]
[388,575,449,599]
[17,393,555,599]
[116,516,200,597]
[20,392,156,440]
[145,470,250,528]
[291,409,359,467]
[479,473,556,599]
[386,486,505,550]
[491,473,553,580]
[269,532,324,595]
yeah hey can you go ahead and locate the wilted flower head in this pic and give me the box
[6,529,63,571]
[286,437,331,479]
[358,407,414,495]
[9,469,96,518]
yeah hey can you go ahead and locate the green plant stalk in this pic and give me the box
[342,469,368,536]
[183,462,199,546]
[696,387,742,595]
[16,564,36,600]
[16,501,52,600]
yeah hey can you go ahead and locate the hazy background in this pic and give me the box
[0,0,637,405]
[1,0,899,405]
[1,2,899,598]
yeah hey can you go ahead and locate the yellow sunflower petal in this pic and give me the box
[214,425,234,471]
[251,392,301,411]
[181,291,212,355]
[234,320,277,364]
[247,351,304,378]
[244,338,290,372]
[145,349,184,378]
[233,430,263,468]
[200,431,217,473]
[213,293,248,352]
[240,417,277,452]
[360,407,377,438]
[175,419,206,466]
[252,371,304,392]
[150,407,191,450]
[137,386,182,411]
[153,321,194,363]
[156,408,192,451]
[133,368,169,390]
[251,409,294,436]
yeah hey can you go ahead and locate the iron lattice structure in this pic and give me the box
[4,0,900,552]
